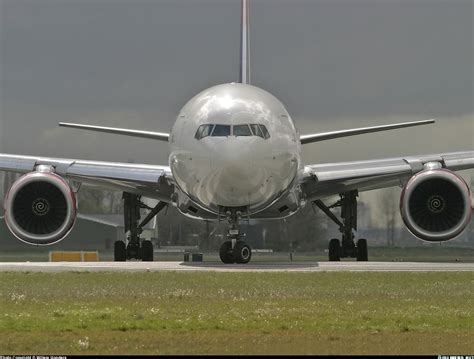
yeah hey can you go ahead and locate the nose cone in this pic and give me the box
[171,137,299,210]
[199,137,271,207]
[172,135,299,209]
[212,138,255,174]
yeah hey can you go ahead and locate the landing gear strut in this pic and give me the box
[114,192,167,262]
[314,190,368,261]
[218,208,252,264]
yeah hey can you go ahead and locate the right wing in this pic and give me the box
[0,153,174,201]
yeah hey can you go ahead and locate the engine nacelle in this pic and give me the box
[4,169,77,245]
[400,168,472,242]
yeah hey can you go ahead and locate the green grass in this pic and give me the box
[0,272,473,354]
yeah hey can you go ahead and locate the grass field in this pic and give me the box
[0,271,473,354]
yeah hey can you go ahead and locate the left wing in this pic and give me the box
[0,153,174,201]
[300,151,474,200]
[300,119,434,144]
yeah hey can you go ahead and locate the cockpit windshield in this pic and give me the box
[233,124,252,136]
[211,125,231,137]
[195,123,270,140]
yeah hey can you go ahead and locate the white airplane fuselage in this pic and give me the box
[169,83,301,214]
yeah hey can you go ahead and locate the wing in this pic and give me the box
[59,123,170,142]
[300,151,474,200]
[300,119,434,145]
[0,153,174,201]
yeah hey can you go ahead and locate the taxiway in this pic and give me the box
[0,261,473,272]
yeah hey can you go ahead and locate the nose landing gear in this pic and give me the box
[218,208,252,264]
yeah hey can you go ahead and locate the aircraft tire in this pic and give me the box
[356,238,368,261]
[114,241,127,262]
[328,238,341,261]
[219,241,235,264]
[141,240,154,262]
[233,241,252,264]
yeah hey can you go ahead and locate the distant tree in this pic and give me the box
[1,172,20,215]
[0,172,4,215]
[105,191,123,214]
[262,204,327,251]
[154,202,326,252]
[77,187,109,213]
[379,187,399,246]
[470,174,474,242]
[155,206,210,247]
[76,186,125,214]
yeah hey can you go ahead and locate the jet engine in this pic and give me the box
[400,168,472,242]
[4,168,77,245]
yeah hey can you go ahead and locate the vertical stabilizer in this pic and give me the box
[240,0,250,84]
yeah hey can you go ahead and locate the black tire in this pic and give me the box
[356,238,368,261]
[141,240,154,262]
[328,238,341,261]
[233,241,252,264]
[219,241,234,264]
[114,241,126,262]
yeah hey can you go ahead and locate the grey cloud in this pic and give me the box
[0,0,472,163]
[250,0,473,118]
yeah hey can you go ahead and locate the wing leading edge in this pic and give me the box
[300,151,474,201]
[0,153,174,202]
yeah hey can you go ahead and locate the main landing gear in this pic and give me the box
[219,209,252,264]
[313,190,368,261]
[114,192,167,262]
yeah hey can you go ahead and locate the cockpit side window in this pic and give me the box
[249,124,264,138]
[194,125,204,140]
[211,124,231,137]
[233,124,252,136]
[259,124,270,139]
[194,124,214,140]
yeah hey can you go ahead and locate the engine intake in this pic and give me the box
[4,170,77,245]
[400,169,472,242]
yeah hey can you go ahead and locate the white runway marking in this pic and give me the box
[0,261,473,272]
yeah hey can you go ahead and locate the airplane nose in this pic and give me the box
[210,138,258,172]
[203,138,269,206]
[211,140,255,180]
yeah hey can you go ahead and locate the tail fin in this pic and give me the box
[239,0,250,84]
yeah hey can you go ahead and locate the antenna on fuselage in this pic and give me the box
[239,0,251,84]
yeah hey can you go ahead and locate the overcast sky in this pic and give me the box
[0,0,472,169]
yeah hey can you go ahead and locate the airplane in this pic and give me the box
[0,0,473,263]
